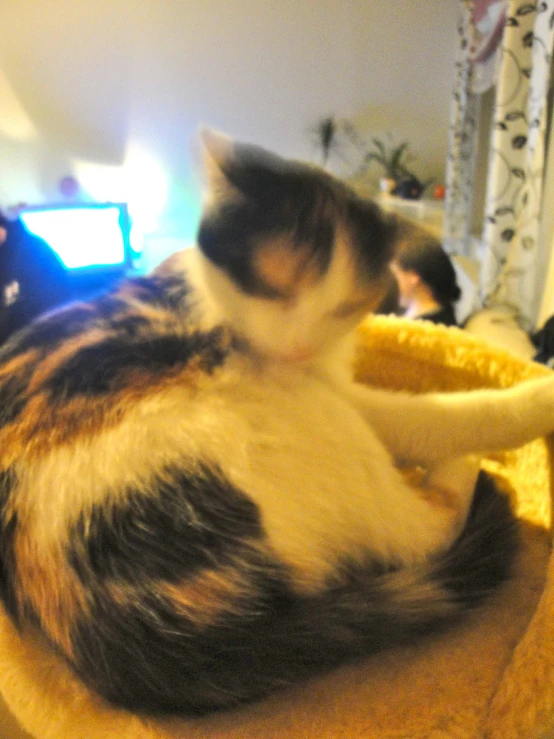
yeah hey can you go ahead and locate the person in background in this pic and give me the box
[389,230,461,327]
[531,314,554,367]
[0,212,72,345]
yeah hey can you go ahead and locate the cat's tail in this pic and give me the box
[349,469,520,639]
[65,470,518,716]
[269,469,519,670]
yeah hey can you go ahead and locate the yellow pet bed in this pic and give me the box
[0,315,553,739]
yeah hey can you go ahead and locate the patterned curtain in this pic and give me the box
[482,0,554,328]
[444,1,481,257]
[445,0,554,329]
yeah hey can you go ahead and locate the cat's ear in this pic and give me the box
[199,127,288,203]
[200,128,232,179]
[199,127,237,199]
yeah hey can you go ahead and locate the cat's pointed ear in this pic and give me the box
[199,127,288,202]
[199,127,236,196]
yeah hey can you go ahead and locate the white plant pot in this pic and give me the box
[379,177,396,195]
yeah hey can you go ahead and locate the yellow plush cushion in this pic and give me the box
[0,315,553,739]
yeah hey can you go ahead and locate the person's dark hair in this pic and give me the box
[395,231,461,307]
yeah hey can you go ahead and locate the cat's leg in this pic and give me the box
[419,454,482,537]
[346,374,554,465]
[350,379,527,535]
[386,453,484,558]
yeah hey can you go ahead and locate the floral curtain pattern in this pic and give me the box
[482,0,554,327]
[444,1,481,256]
[444,0,554,328]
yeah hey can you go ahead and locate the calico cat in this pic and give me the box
[0,128,550,717]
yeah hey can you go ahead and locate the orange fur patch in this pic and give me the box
[158,561,258,628]
[0,360,205,467]
[102,560,258,630]
[14,532,89,659]
[0,311,232,467]
[0,349,39,382]
[401,466,460,512]
[255,238,320,297]
[27,328,109,392]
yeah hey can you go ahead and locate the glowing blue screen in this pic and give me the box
[20,206,128,269]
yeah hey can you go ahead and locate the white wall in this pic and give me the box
[0,0,459,268]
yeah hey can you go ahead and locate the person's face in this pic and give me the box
[0,226,7,246]
[390,260,419,308]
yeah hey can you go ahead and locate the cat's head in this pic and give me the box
[197,128,398,362]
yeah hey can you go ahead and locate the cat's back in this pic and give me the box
[0,261,373,561]
[0,266,235,467]
[0,263,391,596]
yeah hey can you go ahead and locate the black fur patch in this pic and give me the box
[198,159,337,297]
[107,313,152,338]
[0,372,31,429]
[45,328,229,400]
[434,470,520,606]
[0,274,189,365]
[0,304,98,363]
[0,468,20,622]
[70,557,294,714]
[347,195,398,277]
[198,144,398,298]
[64,470,519,716]
[68,464,263,583]
[127,275,190,311]
[94,294,129,320]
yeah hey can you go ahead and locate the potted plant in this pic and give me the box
[362,136,413,194]
[309,119,430,200]
[309,116,364,169]
[361,136,431,199]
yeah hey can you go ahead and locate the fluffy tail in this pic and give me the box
[66,470,518,716]
[353,470,519,640]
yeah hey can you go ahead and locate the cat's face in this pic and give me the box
[197,129,397,362]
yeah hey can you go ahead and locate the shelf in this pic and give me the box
[376,194,444,237]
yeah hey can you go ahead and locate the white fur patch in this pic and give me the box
[17,353,456,588]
